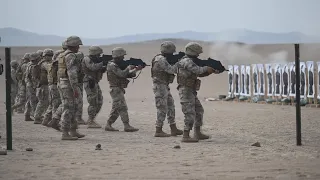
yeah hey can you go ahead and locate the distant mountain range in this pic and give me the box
[1,27,320,46]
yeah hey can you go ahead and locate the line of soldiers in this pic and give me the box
[10,36,218,143]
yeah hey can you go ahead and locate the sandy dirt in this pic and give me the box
[0,41,320,180]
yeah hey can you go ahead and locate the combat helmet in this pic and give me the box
[185,42,203,56]
[112,47,127,58]
[89,46,103,56]
[160,41,176,54]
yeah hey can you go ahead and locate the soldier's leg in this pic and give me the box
[107,88,138,132]
[193,97,209,140]
[84,81,101,128]
[34,86,49,124]
[42,86,53,126]
[153,84,170,137]
[167,89,183,136]
[11,86,17,107]
[28,87,37,118]
[24,100,33,121]
[60,84,78,140]
[105,100,120,131]
[75,84,85,124]
[12,84,25,113]
[179,88,198,143]
[48,84,63,131]
[96,84,103,114]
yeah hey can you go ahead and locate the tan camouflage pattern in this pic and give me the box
[151,54,178,127]
[106,62,136,124]
[59,51,80,131]
[34,59,51,119]
[176,56,208,131]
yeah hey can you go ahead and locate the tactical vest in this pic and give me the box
[151,54,175,84]
[48,61,58,85]
[107,62,129,88]
[25,63,40,87]
[82,56,102,82]
[38,59,49,86]
[177,56,200,90]
[57,51,73,79]
[16,62,27,81]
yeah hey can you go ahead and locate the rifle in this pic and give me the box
[194,58,228,73]
[166,51,186,65]
[99,54,113,66]
[169,51,228,73]
[118,58,150,70]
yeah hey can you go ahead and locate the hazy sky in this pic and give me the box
[1,0,319,38]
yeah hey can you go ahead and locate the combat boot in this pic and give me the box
[123,123,139,132]
[61,130,78,140]
[70,129,85,138]
[24,115,34,122]
[154,126,171,137]
[170,124,183,136]
[194,126,210,140]
[181,130,199,143]
[34,117,42,124]
[41,117,51,127]
[87,118,102,128]
[48,118,61,131]
[104,122,119,131]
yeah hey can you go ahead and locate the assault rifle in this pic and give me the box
[99,54,150,70]
[118,58,150,70]
[167,51,228,73]
[99,54,113,65]
[166,51,186,65]
[194,58,228,73]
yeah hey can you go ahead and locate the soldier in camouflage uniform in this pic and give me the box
[151,41,183,137]
[46,42,68,131]
[74,51,86,125]
[24,52,41,122]
[34,49,53,125]
[12,53,30,115]
[105,47,140,132]
[82,46,107,128]
[11,60,19,107]
[176,42,217,143]
[57,36,85,140]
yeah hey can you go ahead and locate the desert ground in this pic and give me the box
[0,40,320,180]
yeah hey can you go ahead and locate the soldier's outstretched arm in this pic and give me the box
[107,63,132,78]
[83,56,104,71]
[157,56,177,74]
[65,53,79,91]
[179,58,208,75]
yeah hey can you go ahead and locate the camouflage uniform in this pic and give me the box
[24,52,41,122]
[57,36,85,140]
[46,47,67,131]
[33,49,53,125]
[82,46,106,128]
[151,41,183,137]
[12,53,30,115]
[105,47,139,132]
[10,60,19,107]
[74,52,86,125]
[177,42,214,143]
